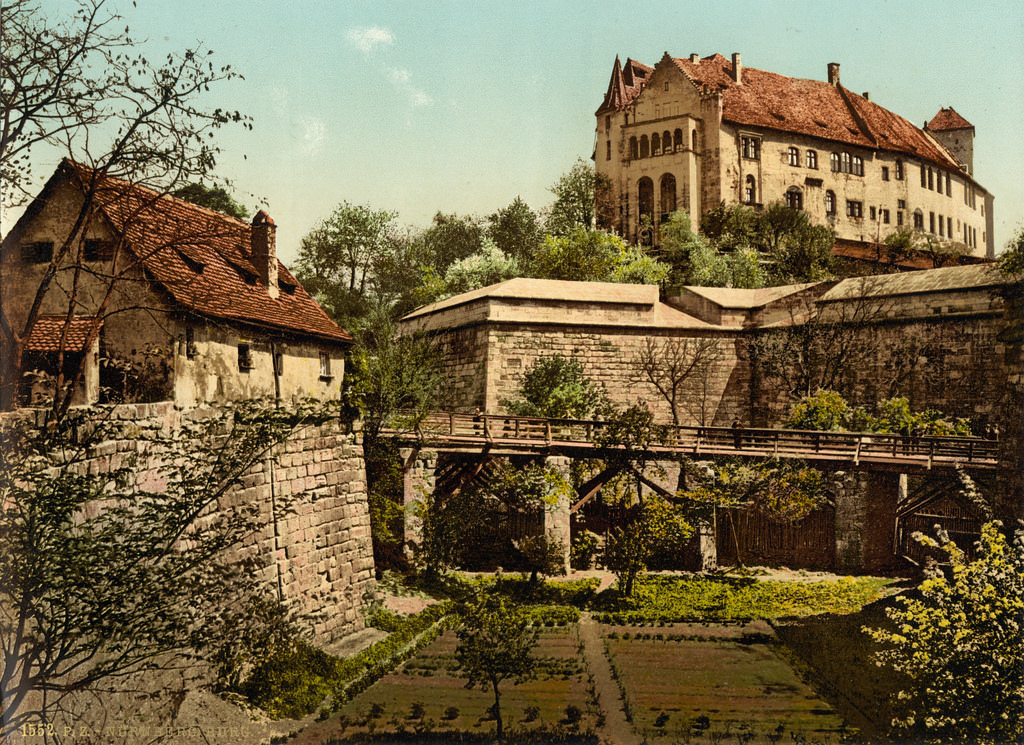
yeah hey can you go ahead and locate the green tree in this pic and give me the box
[529,227,668,284]
[434,239,519,300]
[997,225,1024,278]
[0,400,327,740]
[501,354,607,419]
[292,202,398,326]
[454,592,538,740]
[173,182,249,220]
[865,521,1024,744]
[546,157,610,234]
[659,210,708,287]
[760,205,835,284]
[785,389,852,431]
[487,196,544,264]
[605,496,694,595]
[418,211,486,273]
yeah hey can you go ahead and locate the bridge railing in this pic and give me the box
[397,412,998,467]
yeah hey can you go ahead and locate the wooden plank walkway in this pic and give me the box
[383,412,999,474]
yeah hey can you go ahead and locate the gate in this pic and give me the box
[716,506,836,570]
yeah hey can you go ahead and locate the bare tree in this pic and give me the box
[630,336,724,427]
[0,0,248,414]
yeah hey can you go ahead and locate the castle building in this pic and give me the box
[594,53,995,259]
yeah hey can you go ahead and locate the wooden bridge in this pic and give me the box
[385,411,999,475]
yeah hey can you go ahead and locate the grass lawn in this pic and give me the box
[321,628,597,742]
[603,622,852,744]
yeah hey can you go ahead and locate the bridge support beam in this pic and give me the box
[834,471,906,572]
[544,456,573,573]
[400,447,437,556]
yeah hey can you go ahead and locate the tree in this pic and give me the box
[454,592,538,740]
[500,354,607,419]
[173,182,249,220]
[418,211,485,273]
[486,196,544,265]
[0,0,248,413]
[434,239,519,301]
[605,496,694,595]
[0,399,328,741]
[631,336,724,427]
[546,158,609,234]
[865,521,1024,744]
[292,202,398,326]
[760,204,835,284]
[529,227,668,284]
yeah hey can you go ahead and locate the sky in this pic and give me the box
[12,0,1024,265]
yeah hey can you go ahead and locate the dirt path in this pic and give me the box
[578,612,640,745]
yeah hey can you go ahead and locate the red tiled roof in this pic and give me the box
[603,52,962,171]
[926,107,973,131]
[597,57,653,114]
[25,315,103,352]
[61,162,352,345]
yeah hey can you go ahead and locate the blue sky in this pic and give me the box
[17,0,1024,263]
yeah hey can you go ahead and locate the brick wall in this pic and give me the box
[7,402,374,642]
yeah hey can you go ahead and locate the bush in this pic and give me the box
[571,530,601,569]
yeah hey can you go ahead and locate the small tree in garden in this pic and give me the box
[604,496,694,595]
[501,354,608,419]
[454,593,538,740]
[865,521,1024,744]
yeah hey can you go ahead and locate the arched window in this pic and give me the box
[830,153,841,172]
[806,150,818,169]
[841,152,851,173]
[825,190,836,216]
[639,135,650,159]
[674,129,683,151]
[788,147,800,167]
[692,129,698,151]
[629,137,638,160]
[744,174,757,204]
[637,178,655,245]
[660,174,677,221]
[785,187,803,210]
[651,132,661,156]
[663,131,672,154]
[851,155,864,176]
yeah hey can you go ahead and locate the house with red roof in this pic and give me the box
[0,160,352,408]
[595,52,994,262]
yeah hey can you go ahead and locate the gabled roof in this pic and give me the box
[46,161,351,344]
[25,315,103,352]
[604,52,963,172]
[596,56,653,115]
[926,107,974,132]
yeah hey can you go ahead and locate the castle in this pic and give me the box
[594,52,994,260]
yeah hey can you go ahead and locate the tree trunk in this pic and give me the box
[491,680,503,740]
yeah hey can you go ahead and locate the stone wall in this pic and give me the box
[9,401,374,642]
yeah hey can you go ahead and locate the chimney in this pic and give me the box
[251,210,279,299]
[862,91,870,100]
[827,62,840,86]
[731,52,742,84]
[689,53,699,63]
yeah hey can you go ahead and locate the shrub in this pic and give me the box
[571,530,601,569]
[523,705,540,722]
[443,706,460,721]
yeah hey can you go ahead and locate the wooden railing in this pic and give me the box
[383,412,999,471]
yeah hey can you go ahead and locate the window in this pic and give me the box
[84,239,114,261]
[691,129,698,150]
[846,200,863,218]
[639,135,650,158]
[841,152,851,173]
[652,132,661,155]
[664,81,670,91]
[319,351,332,380]
[788,147,800,166]
[929,211,935,233]
[851,155,864,176]
[185,327,196,360]
[830,153,841,172]
[741,135,760,160]
[947,216,952,237]
[606,140,611,160]
[663,131,671,154]
[897,210,904,226]
[870,206,877,220]
[913,209,924,229]
[881,209,890,224]
[945,173,951,196]
[674,129,683,151]
[938,215,944,237]
[881,166,890,181]
[928,168,934,190]
[660,173,677,220]
[897,199,906,209]
[785,187,803,210]
[806,150,818,169]
[629,137,639,160]
[744,175,757,204]
[21,241,53,263]
[605,115,611,134]
[921,164,927,188]
[895,160,904,180]
[237,343,252,371]
[825,190,836,216]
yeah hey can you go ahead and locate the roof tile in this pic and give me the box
[26,315,103,352]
